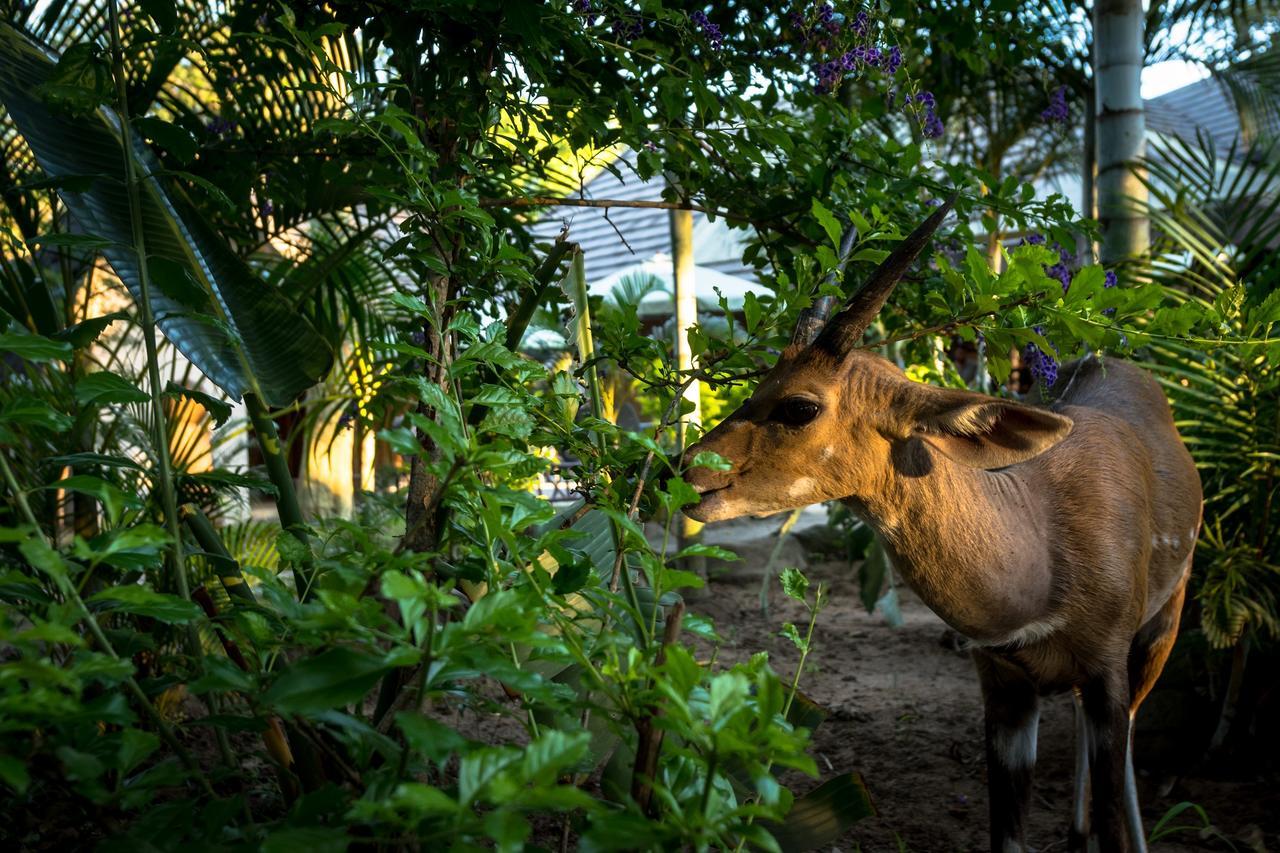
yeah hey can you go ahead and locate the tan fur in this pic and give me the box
[683,347,1202,851]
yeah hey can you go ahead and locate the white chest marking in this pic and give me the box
[787,476,816,499]
[972,615,1066,650]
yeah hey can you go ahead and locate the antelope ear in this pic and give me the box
[913,392,1074,469]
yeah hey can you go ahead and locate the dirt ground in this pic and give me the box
[690,512,1278,853]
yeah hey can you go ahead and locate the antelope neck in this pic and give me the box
[846,449,1056,643]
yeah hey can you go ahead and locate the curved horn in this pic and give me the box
[791,223,859,346]
[812,192,958,355]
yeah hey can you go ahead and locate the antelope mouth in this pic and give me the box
[684,483,733,521]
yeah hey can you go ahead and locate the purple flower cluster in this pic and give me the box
[259,200,274,217]
[691,10,723,47]
[206,117,237,138]
[1021,233,1074,291]
[904,91,943,138]
[611,15,643,41]
[1041,86,1069,124]
[814,45,902,93]
[1023,325,1059,387]
[1102,269,1119,315]
[1046,245,1073,292]
[852,10,869,35]
[881,45,902,75]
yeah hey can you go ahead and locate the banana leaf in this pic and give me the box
[0,23,332,405]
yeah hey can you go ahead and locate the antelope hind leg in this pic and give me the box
[1080,669,1133,853]
[1121,561,1191,852]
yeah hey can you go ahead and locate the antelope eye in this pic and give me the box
[770,397,821,427]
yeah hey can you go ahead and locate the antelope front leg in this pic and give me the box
[1080,671,1134,853]
[974,654,1040,853]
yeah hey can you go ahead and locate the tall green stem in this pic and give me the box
[107,0,189,606]
[244,393,315,598]
[566,249,643,642]
[180,503,257,606]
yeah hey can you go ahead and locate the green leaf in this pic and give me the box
[188,657,254,695]
[134,116,194,161]
[0,753,30,794]
[56,746,105,782]
[0,24,333,405]
[164,382,233,428]
[743,291,763,332]
[688,450,731,472]
[0,394,72,432]
[672,543,738,563]
[779,567,809,603]
[148,257,211,312]
[522,730,591,782]
[780,622,805,651]
[74,371,150,406]
[90,585,202,623]
[550,558,592,595]
[265,647,395,715]
[458,746,520,806]
[810,198,842,250]
[0,331,71,362]
[763,772,876,852]
[18,535,70,583]
[45,474,141,525]
[397,713,470,765]
[28,232,116,251]
[858,539,890,614]
[53,312,127,349]
[117,729,159,774]
[262,828,350,853]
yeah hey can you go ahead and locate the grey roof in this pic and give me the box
[527,152,759,284]
[1145,75,1278,154]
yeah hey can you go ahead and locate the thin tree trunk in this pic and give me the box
[1208,635,1250,759]
[1094,0,1149,263]
[352,418,364,513]
[402,301,451,554]
[1078,84,1098,263]
[669,204,705,582]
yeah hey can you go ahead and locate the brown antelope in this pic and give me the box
[682,199,1202,853]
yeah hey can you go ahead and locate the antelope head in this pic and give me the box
[682,197,1074,523]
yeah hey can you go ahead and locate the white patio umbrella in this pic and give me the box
[590,252,763,317]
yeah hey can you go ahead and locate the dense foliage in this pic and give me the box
[0,0,1277,849]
